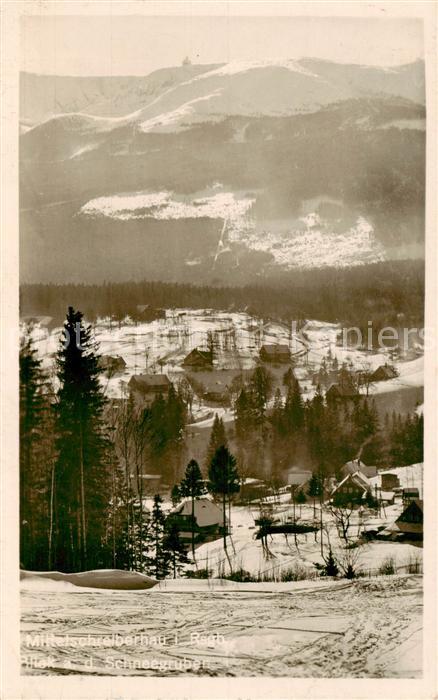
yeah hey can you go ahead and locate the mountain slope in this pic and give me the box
[20,64,219,126]
[21,58,425,129]
[20,60,425,284]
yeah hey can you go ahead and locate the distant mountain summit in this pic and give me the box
[21,59,425,129]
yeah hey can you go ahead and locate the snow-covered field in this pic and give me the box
[21,573,422,677]
[185,498,422,580]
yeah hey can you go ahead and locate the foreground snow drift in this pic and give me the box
[21,569,157,591]
[21,574,422,677]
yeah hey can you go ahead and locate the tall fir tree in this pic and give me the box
[284,377,305,434]
[307,472,322,519]
[53,307,111,572]
[208,446,240,551]
[162,522,189,578]
[147,494,170,579]
[205,413,228,467]
[179,459,206,559]
[234,387,254,440]
[250,366,273,431]
[20,331,54,569]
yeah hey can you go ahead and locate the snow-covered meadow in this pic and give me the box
[21,571,422,677]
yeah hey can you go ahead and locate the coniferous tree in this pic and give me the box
[250,366,273,431]
[271,388,285,436]
[114,392,138,570]
[147,494,170,579]
[170,483,181,507]
[208,446,240,551]
[307,472,322,520]
[162,522,189,578]
[179,459,206,558]
[323,548,339,577]
[306,386,326,470]
[205,413,228,467]
[53,306,111,572]
[295,488,307,517]
[283,367,295,389]
[284,377,305,433]
[130,405,151,571]
[234,388,255,440]
[165,384,187,482]
[20,331,54,569]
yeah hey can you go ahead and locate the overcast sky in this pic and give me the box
[21,15,423,76]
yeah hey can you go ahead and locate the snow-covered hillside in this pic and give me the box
[79,185,385,270]
[22,59,425,129]
[24,309,423,430]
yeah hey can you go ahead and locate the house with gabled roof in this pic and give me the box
[185,369,251,406]
[325,376,359,402]
[341,459,377,479]
[260,344,291,364]
[182,348,213,370]
[371,363,399,382]
[168,497,227,544]
[331,470,371,505]
[99,354,127,375]
[128,373,171,407]
[389,499,423,540]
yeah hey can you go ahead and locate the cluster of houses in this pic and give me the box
[313,362,399,403]
[122,342,293,409]
[331,459,423,541]
[284,459,423,542]
[162,460,423,550]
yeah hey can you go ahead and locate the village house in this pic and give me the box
[381,472,400,490]
[182,348,213,370]
[331,471,370,505]
[402,487,420,505]
[389,499,423,541]
[238,478,268,503]
[186,369,251,406]
[312,368,339,390]
[325,376,359,402]
[139,473,162,494]
[99,354,127,375]
[128,373,171,407]
[259,344,291,364]
[135,304,166,322]
[287,470,312,491]
[370,363,399,382]
[168,497,227,545]
[341,459,377,479]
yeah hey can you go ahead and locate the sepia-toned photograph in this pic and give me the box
[5,3,435,692]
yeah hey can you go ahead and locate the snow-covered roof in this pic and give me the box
[287,470,312,487]
[342,460,377,478]
[332,470,370,496]
[380,490,395,501]
[171,497,226,528]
